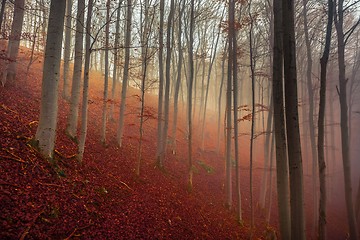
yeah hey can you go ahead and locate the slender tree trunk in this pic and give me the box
[1,0,25,86]
[160,0,175,165]
[317,1,333,239]
[248,0,256,231]
[217,45,226,153]
[302,0,318,233]
[101,0,111,144]
[78,0,93,162]
[187,0,195,191]
[156,0,165,167]
[34,0,66,159]
[62,0,73,100]
[273,0,291,238]
[66,0,85,140]
[225,0,233,208]
[334,1,359,239]
[171,0,184,155]
[230,0,241,222]
[282,0,306,238]
[110,0,122,120]
[117,0,132,147]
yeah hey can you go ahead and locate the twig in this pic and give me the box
[0,154,26,163]
[64,227,78,240]
[119,180,133,191]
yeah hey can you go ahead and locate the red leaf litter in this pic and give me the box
[0,41,349,239]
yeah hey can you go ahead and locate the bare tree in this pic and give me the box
[34,0,66,159]
[334,0,359,239]
[1,0,25,86]
[317,1,334,239]
[62,0,73,100]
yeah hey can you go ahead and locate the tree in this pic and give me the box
[272,1,291,239]
[116,0,133,147]
[101,0,111,144]
[317,1,333,239]
[156,0,165,167]
[78,0,94,161]
[187,0,195,190]
[1,0,25,86]
[66,0,85,140]
[0,0,6,33]
[62,0,73,100]
[282,0,306,238]
[334,0,359,239]
[34,0,66,159]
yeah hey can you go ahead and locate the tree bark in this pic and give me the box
[77,0,93,162]
[66,0,85,140]
[62,0,73,100]
[2,0,25,86]
[334,1,359,239]
[117,0,133,147]
[317,1,333,239]
[282,0,306,238]
[35,0,66,159]
[273,0,291,239]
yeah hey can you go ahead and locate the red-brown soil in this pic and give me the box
[0,42,352,239]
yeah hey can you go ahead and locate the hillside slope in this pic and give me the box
[0,44,275,239]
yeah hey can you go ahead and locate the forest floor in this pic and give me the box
[0,42,351,239]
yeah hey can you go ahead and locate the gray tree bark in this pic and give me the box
[35,0,66,159]
[62,0,73,100]
[66,0,85,140]
[77,0,93,162]
[116,0,132,147]
[1,0,25,86]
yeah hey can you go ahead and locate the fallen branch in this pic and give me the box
[119,180,133,191]
[0,154,26,163]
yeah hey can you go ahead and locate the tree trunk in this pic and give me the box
[101,0,111,144]
[282,0,306,238]
[187,0,195,191]
[62,0,73,100]
[334,1,359,239]
[77,0,93,162]
[116,0,132,147]
[110,0,122,120]
[156,0,165,167]
[273,0,291,239]
[1,0,25,86]
[317,1,333,239]
[230,0,241,222]
[171,0,185,155]
[66,0,85,140]
[302,1,318,233]
[160,0,175,165]
[34,0,66,159]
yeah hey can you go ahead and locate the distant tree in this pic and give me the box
[34,0,66,159]
[317,1,333,239]
[334,0,359,238]
[78,0,94,161]
[116,0,133,147]
[101,0,111,145]
[187,0,194,190]
[66,0,85,140]
[1,0,25,86]
[62,0,73,100]
[156,0,165,167]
